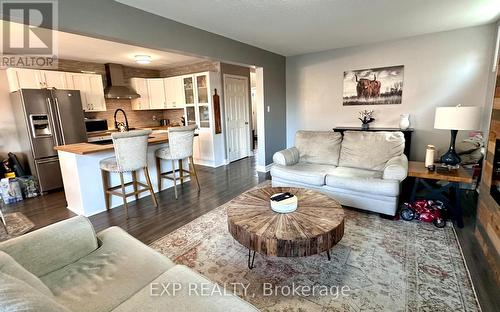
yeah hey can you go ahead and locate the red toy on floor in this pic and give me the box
[400,199,447,228]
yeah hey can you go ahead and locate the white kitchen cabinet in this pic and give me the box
[67,73,89,110]
[6,68,43,91]
[41,70,68,89]
[195,73,209,104]
[7,68,69,91]
[131,78,167,110]
[130,78,150,110]
[164,76,185,109]
[66,73,106,112]
[6,68,106,112]
[130,76,185,111]
[87,74,106,112]
[147,78,166,109]
[182,75,195,106]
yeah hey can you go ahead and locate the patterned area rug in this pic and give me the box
[0,212,35,242]
[150,184,480,312]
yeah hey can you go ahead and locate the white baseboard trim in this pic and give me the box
[193,159,216,168]
[256,163,273,173]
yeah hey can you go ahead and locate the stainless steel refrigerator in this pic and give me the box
[10,89,88,192]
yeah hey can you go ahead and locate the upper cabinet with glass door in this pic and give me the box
[195,74,210,128]
[183,76,195,106]
[196,74,208,104]
[182,73,211,129]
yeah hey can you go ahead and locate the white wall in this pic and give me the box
[286,25,497,161]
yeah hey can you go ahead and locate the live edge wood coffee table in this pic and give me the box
[227,187,345,269]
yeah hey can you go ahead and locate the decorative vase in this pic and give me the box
[361,123,369,130]
[399,114,410,130]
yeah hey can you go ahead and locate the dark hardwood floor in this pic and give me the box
[3,156,265,244]
[2,157,498,311]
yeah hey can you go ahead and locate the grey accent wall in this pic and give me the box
[57,0,286,165]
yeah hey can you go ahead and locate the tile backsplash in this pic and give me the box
[85,99,185,129]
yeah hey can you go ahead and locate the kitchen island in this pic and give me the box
[55,132,188,216]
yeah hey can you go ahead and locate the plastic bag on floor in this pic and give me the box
[17,176,40,198]
[0,178,23,204]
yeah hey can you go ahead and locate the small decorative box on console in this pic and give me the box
[270,192,298,213]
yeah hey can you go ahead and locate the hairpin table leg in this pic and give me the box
[248,249,256,269]
[326,249,331,261]
[0,209,8,234]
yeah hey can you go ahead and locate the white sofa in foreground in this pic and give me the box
[271,130,408,216]
[0,216,258,312]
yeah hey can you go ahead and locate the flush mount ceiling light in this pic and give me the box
[134,55,152,65]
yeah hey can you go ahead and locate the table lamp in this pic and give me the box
[434,105,480,166]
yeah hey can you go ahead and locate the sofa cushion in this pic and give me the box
[40,226,175,312]
[295,131,342,166]
[0,251,52,297]
[0,272,70,312]
[113,265,259,312]
[326,167,400,196]
[0,216,98,277]
[271,163,336,186]
[339,131,405,171]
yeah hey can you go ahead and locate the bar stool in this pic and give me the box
[100,130,158,218]
[155,125,200,199]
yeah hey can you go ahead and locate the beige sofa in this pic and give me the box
[271,131,408,216]
[0,216,258,312]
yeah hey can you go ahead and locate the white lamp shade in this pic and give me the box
[434,106,481,130]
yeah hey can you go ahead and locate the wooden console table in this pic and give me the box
[408,161,473,228]
[332,127,414,158]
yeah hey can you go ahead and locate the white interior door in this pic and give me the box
[224,75,250,162]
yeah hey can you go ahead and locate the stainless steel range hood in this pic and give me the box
[103,63,140,99]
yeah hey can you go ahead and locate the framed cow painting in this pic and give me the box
[343,65,404,105]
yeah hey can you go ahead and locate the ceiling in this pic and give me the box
[57,31,207,69]
[2,21,207,69]
[116,0,500,56]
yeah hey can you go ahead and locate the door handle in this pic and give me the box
[36,157,59,164]
[54,97,66,145]
[245,122,249,125]
[46,98,60,146]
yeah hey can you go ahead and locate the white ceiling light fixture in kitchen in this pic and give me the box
[134,55,152,64]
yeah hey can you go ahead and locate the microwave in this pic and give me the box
[85,119,108,133]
